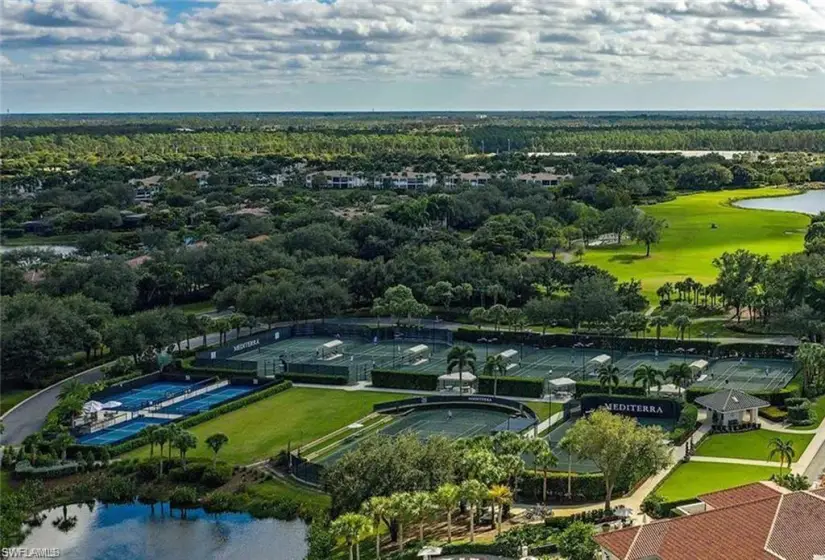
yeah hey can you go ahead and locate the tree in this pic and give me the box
[649,315,669,343]
[152,427,170,477]
[410,491,434,544]
[487,484,512,535]
[469,306,487,330]
[459,479,488,543]
[433,483,461,543]
[388,492,415,553]
[361,496,391,560]
[666,363,693,396]
[632,213,666,257]
[425,281,454,311]
[557,521,598,560]
[794,343,825,397]
[330,513,372,560]
[205,433,229,465]
[371,285,429,326]
[173,431,197,470]
[563,409,671,510]
[486,304,508,332]
[447,345,476,395]
[713,250,769,322]
[141,425,160,458]
[51,431,74,462]
[602,206,638,245]
[483,354,507,397]
[768,437,796,475]
[633,365,663,396]
[531,439,558,504]
[597,364,620,395]
[672,314,691,341]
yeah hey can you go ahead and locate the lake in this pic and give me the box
[0,244,77,256]
[20,502,308,560]
[733,190,825,215]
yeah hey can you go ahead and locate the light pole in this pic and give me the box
[546,369,554,421]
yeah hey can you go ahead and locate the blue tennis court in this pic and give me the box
[157,386,256,416]
[106,381,195,411]
[77,416,170,445]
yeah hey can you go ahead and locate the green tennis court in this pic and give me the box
[695,358,795,392]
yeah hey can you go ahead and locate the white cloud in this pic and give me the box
[1,0,824,103]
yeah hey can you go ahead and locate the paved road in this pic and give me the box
[0,329,236,445]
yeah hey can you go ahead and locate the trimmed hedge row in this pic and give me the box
[283,373,348,386]
[574,381,646,397]
[759,406,788,422]
[108,381,292,456]
[670,404,698,445]
[13,459,81,479]
[370,369,439,391]
[520,471,630,503]
[478,376,543,398]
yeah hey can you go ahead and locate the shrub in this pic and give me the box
[478,376,543,398]
[787,400,814,426]
[136,459,160,482]
[13,460,79,480]
[759,406,788,422]
[520,471,630,503]
[169,486,199,508]
[641,493,666,518]
[202,463,233,488]
[247,497,300,520]
[99,475,137,503]
[370,369,438,391]
[574,381,646,397]
[203,491,238,513]
[283,373,348,386]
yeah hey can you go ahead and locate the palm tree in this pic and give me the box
[195,315,213,348]
[230,314,246,339]
[667,363,694,396]
[58,380,87,402]
[459,479,488,543]
[388,492,414,553]
[768,437,796,474]
[141,425,161,458]
[433,483,461,543]
[558,436,575,499]
[483,354,507,397]
[447,345,476,395]
[215,318,231,345]
[173,431,198,470]
[23,433,43,464]
[152,427,170,476]
[672,314,692,341]
[597,364,620,395]
[633,365,663,396]
[487,484,512,535]
[649,315,669,343]
[51,431,74,462]
[166,424,182,459]
[487,303,507,332]
[410,491,433,544]
[533,444,559,504]
[331,513,371,560]
[361,496,391,560]
[205,433,229,466]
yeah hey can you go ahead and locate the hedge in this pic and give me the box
[759,406,788,422]
[370,369,438,391]
[283,373,348,386]
[108,381,292,456]
[478,376,543,398]
[520,471,630,503]
[670,403,698,445]
[13,459,80,480]
[574,381,646,397]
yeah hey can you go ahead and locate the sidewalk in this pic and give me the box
[690,455,782,467]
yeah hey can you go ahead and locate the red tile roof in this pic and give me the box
[699,481,782,509]
[596,486,825,560]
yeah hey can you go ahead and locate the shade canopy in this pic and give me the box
[589,354,611,366]
[438,372,477,382]
[82,401,103,414]
[548,377,576,388]
[101,401,122,409]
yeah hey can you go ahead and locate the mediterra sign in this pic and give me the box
[233,339,260,353]
[580,395,681,419]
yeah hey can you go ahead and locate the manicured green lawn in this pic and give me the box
[525,401,563,422]
[0,389,37,415]
[580,188,808,300]
[656,462,779,502]
[125,388,408,465]
[694,429,814,462]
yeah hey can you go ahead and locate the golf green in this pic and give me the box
[655,462,779,502]
[125,387,408,465]
[695,429,814,462]
[582,188,809,300]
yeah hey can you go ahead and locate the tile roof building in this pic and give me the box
[596,482,825,560]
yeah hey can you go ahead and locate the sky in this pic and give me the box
[2,0,825,113]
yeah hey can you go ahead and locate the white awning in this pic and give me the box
[101,400,122,409]
[690,359,709,372]
[589,354,611,366]
[498,349,518,359]
[549,377,576,388]
[406,344,429,355]
[322,340,343,349]
[82,401,103,414]
[438,372,477,382]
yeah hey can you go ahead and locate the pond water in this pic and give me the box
[20,502,308,560]
[0,244,77,255]
[733,190,825,215]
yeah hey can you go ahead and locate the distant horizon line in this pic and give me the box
[3,109,825,116]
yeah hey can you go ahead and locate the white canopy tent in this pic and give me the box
[589,354,611,367]
[438,371,477,393]
[690,359,709,374]
[82,401,104,414]
[319,339,344,360]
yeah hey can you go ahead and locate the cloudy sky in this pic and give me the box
[2,0,825,113]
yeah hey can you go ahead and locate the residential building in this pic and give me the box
[444,172,493,187]
[595,482,825,560]
[378,170,438,189]
[516,172,572,187]
[305,170,370,188]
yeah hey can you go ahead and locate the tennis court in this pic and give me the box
[157,385,256,416]
[694,358,795,392]
[105,381,196,411]
[76,416,170,446]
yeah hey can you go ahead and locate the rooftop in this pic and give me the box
[694,388,770,412]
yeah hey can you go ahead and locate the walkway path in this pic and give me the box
[690,455,782,467]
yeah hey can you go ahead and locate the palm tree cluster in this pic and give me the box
[600,362,694,396]
[137,425,218,475]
